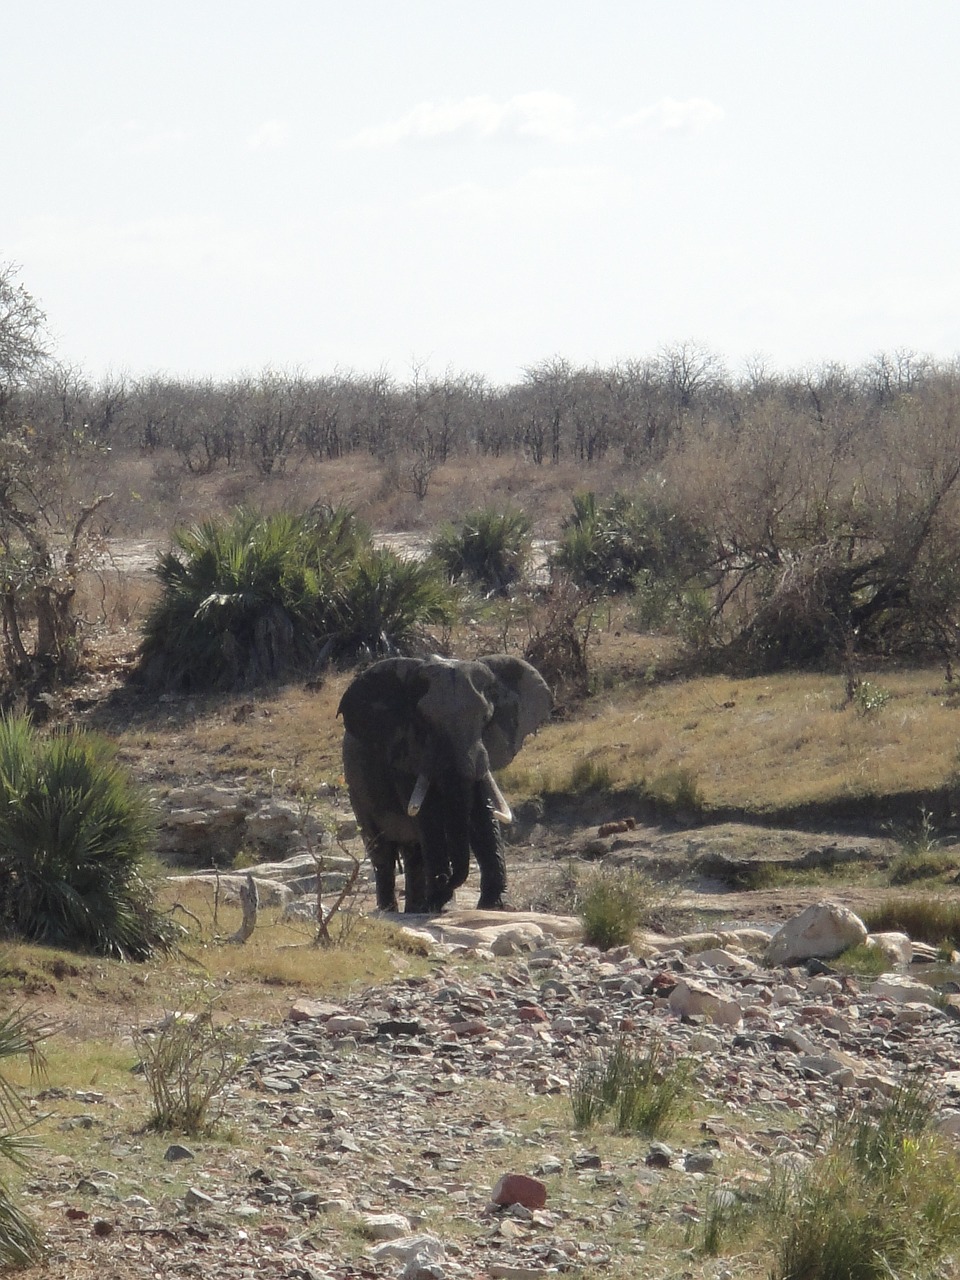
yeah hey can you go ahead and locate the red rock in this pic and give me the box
[517,1005,548,1023]
[491,1173,548,1210]
[450,1018,488,1037]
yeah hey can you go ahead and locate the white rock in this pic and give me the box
[865,931,912,966]
[771,985,801,1006]
[326,1015,370,1036]
[687,948,756,971]
[806,976,843,996]
[869,976,942,1008]
[765,901,868,966]
[361,1212,412,1241]
[667,979,742,1026]
[369,1234,446,1266]
[490,924,546,955]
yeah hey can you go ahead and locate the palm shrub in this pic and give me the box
[331,548,457,660]
[139,506,459,689]
[0,1008,46,1267]
[552,490,709,597]
[138,505,363,691]
[430,507,532,596]
[0,716,172,959]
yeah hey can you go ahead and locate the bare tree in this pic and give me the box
[0,265,50,388]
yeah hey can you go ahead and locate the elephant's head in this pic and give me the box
[337,650,552,911]
[338,654,552,822]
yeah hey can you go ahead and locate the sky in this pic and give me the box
[3,1,959,386]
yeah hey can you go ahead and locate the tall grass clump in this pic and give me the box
[578,867,657,949]
[134,1006,247,1136]
[888,807,960,884]
[765,1081,960,1280]
[430,507,531,596]
[0,1009,45,1267]
[0,717,174,959]
[571,1036,691,1137]
[138,505,457,690]
[863,896,960,947]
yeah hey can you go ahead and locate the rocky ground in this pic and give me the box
[14,899,960,1280]
[14,628,959,1277]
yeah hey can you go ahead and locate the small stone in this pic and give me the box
[684,1150,717,1174]
[645,1143,674,1169]
[163,1143,195,1162]
[326,1015,369,1036]
[184,1187,215,1211]
[491,1173,548,1210]
[668,979,742,1026]
[369,1234,445,1266]
[572,1150,602,1169]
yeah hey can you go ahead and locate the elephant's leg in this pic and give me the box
[470,780,507,909]
[367,836,400,912]
[400,843,428,913]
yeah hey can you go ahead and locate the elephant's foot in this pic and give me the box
[477,893,507,910]
[377,896,400,913]
[422,877,455,913]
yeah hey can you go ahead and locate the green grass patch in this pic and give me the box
[571,1036,692,1138]
[830,942,893,978]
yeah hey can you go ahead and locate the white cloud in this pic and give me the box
[247,119,291,151]
[342,92,723,150]
[341,92,590,148]
[617,97,724,137]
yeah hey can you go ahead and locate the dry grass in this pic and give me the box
[501,668,960,818]
[91,654,960,828]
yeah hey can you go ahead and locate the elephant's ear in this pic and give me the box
[479,655,553,771]
[337,658,423,750]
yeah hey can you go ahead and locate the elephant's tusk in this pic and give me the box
[486,772,513,824]
[407,773,430,817]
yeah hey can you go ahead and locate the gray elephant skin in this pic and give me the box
[338,655,552,913]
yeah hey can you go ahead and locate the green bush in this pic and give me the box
[0,717,173,959]
[138,505,457,690]
[0,1009,45,1268]
[766,1083,960,1280]
[579,868,655,949]
[331,547,457,660]
[430,507,531,596]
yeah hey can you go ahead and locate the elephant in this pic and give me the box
[338,654,552,913]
